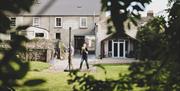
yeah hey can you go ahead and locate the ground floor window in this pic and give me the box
[35,33,44,38]
[108,40,112,57]
[74,36,85,53]
[56,33,61,39]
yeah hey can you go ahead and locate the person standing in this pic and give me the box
[79,43,89,69]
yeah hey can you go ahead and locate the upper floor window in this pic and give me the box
[33,17,40,27]
[10,17,16,26]
[55,17,62,27]
[80,17,87,28]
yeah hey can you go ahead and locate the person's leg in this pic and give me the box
[79,58,84,69]
[85,57,89,69]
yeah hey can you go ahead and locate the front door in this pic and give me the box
[74,36,85,53]
[112,40,125,58]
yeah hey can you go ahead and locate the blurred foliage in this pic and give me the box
[69,0,180,91]
[135,16,166,60]
[130,1,180,90]
[101,0,152,34]
[68,68,132,91]
[0,0,45,90]
[130,17,169,91]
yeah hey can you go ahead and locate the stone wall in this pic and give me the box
[0,39,56,62]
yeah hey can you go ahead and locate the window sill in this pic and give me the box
[54,26,62,28]
[79,26,88,29]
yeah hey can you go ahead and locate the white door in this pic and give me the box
[112,41,125,58]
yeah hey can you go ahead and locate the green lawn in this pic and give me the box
[29,61,50,71]
[15,62,142,91]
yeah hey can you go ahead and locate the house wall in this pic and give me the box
[16,16,99,48]
[95,14,111,58]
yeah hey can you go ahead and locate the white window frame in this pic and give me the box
[10,17,16,27]
[80,17,87,28]
[112,40,126,58]
[55,17,62,27]
[33,17,40,27]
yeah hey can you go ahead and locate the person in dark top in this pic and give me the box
[79,43,89,69]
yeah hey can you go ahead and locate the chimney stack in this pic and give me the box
[147,10,154,17]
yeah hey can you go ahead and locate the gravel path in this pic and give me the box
[47,55,138,72]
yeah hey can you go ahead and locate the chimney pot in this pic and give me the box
[147,10,154,17]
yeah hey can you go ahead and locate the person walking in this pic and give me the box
[49,48,57,65]
[79,43,89,69]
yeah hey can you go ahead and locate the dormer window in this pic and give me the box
[80,17,87,28]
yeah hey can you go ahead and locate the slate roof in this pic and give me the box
[21,0,101,16]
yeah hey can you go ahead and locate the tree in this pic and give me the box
[69,0,180,91]
[0,0,44,90]
[135,17,166,60]
[130,16,168,91]
[129,0,180,90]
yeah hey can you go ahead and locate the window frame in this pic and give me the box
[33,17,40,27]
[55,17,62,27]
[80,17,87,28]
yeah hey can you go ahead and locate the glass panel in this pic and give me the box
[125,40,128,57]
[119,40,124,42]
[119,43,124,57]
[113,39,118,42]
[108,40,112,57]
[108,40,112,51]
[33,17,40,26]
[80,17,87,27]
[35,33,44,37]
[10,18,16,26]
[113,43,118,57]
[56,33,61,39]
[56,18,61,26]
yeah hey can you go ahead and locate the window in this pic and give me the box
[80,17,87,28]
[55,17,62,27]
[33,17,40,26]
[108,40,112,57]
[35,33,44,37]
[56,33,61,39]
[10,17,16,26]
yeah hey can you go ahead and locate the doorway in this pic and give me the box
[112,40,125,58]
[74,36,85,53]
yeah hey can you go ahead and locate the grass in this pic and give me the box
[15,62,144,91]
[29,61,50,71]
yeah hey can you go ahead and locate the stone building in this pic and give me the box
[8,0,101,54]
[2,0,154,60]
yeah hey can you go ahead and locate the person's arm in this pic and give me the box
[85,48,88,54]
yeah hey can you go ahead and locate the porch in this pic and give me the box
[100,33,136,58]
